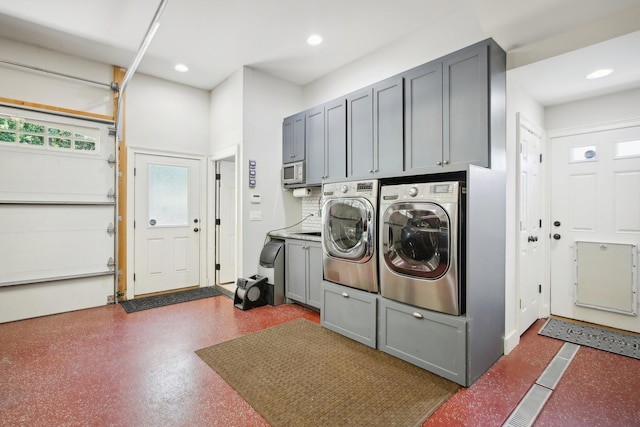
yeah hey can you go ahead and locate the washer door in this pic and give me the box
[381,202,450,278]
[322,198,374,263]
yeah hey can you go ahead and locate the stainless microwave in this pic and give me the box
[282,161,305,185]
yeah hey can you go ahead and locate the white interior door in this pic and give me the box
[134,153,201,296]
[217,159,236,284]
[550,123,640,332]
[517,114,543,334]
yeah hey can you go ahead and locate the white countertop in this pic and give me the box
[269,230,321,242]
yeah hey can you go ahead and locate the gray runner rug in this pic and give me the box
[539,317,640,360]
[120,286,222,313]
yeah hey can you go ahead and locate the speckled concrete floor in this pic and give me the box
[1,295,638,426]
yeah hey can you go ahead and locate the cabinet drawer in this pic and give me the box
[378,298,467,385]
[321,281,377,348]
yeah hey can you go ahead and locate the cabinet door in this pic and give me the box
[305,107,325,185]
[321,280,378,348]
[378,298,467,385]
[443,43,488,169]
[282,116,294,164]
[325,98,346,181]
[347,87,373,177]
[285,240,306,302]
[404,62,443,172]
[373,77,404,175]
[283,112,306,164]
[306,243,323,309]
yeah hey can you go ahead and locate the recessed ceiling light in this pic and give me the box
[586,68,613,80]
[174,64,189,73]
[307,34,323,46]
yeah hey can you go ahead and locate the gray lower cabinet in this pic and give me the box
[285,239,322,309]
[321,280,377,348]
[378,297,468,386]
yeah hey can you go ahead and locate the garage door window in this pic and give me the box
[0,114,99,152]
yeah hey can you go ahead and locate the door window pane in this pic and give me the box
[569,145,597,163]
[148,164,189,226]
[615,140,640,159]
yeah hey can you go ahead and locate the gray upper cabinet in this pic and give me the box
[305,99,347,186]
[404,61,443,171]
[324,99,347,182]
[284,39,505,178]
[282,112,305,164]
[305,106,325,185]
[374,77,404,175]
[347,77,403,179]
[346,87,373,177]
[444,43,488,170]
[405,40,494,174]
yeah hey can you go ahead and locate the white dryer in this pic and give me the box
[379,181,464,315]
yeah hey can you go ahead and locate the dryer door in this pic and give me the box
[381,202,450,278]
[322,197,374,263]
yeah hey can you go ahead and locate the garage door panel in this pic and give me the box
[0,205,114,287]
[0,149,114,203]
[0,106,116,322]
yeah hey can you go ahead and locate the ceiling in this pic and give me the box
[0,0,639,106]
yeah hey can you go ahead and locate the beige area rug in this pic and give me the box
[196,319,459,427]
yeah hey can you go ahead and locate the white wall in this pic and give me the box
[240,67,302,276]
[126,73,210,155]
[302,8,486,108]
[0,37,112,116]
[210,69,244,154]
[545,87,640,131]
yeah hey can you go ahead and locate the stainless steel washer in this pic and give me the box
[379,181,463,315]
[322,180,378,293]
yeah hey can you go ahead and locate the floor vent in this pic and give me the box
[537,342,580,390]
[503,384,552,427]
[503,342,581,427]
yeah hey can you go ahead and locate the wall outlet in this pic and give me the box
[107,295,115,304]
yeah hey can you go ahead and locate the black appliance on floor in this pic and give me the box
[233,239,285,310]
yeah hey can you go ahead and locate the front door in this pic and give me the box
[549,123,640,332]
[134,153,201,296]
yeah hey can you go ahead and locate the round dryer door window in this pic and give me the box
[381,202,450,278]
[322,198,374,262]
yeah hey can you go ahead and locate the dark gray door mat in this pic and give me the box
[539,317,640,360]
[120,287,222,313]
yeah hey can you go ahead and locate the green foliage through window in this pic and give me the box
[0,114,99,152]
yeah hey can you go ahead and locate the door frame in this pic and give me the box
[208,145,240,288]
[125,146,207,300]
